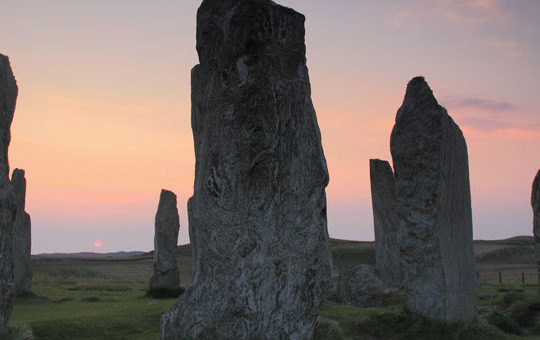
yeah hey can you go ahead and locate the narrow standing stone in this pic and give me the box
[11,168,32,296]
[390,76,476,323]
[370,159,401,285]
[0,53,18,338]
[161,0,332,338]
[532,169,540,293]
[148,189,180,297]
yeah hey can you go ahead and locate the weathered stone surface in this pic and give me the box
[161,1,332,339]
[370,159,401,285]
[11,168,32,296]
[532,169,540,292]
[336,264,385,307]
[390,76,476,323]
[148,189,180,296]
[0,53,18,338]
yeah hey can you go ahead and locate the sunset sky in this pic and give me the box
[1,0,539,253]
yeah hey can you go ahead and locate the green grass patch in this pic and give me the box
[331,246,375,269]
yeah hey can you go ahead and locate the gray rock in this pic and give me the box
[0,53,18,338]
[11,168,32,296]
[161,1,332,339]
[148,189,180,296]
[532,169,540,292]
[336,264,385,307]
[370,159,401,285]
[390,76,476,323]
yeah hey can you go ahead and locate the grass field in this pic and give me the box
[9,238,540,339]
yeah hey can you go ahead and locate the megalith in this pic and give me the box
[390,76,476,323]
[11,168,32,296]
[148,189,180,297]
[161,0,332,339]
[370,159,401,285]
[0,53,18,338]
[532,169,540,293]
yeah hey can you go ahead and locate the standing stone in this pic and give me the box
[148,189,180,297]
[11,168,32,296]
[0,53,18,338]
[532,169,540,293]
[390,76,476,323]
[161,0,332,339]
[370,159,401,285]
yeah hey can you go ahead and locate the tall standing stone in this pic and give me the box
[370,159,401,285]
[532,169,540,293]
[148,189,180,297]
[11,168,32,296]
[0,53,18,338]
[390,76,476,323]
[161,0,332,338]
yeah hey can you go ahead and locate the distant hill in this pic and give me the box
[33,251,145,258]
[32,236,535,259]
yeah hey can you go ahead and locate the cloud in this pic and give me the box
[440,95,540,134]
[441,96,515,113]
[386,0,523,58]
[388,0,511,28]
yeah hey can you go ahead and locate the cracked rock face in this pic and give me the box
[161,0,332,339]
[0,53,18,338]
[370,159,401,285]
[390,76,476,323]
[11,168,32,296]
[337,264,385,307]
[149,189,180,295]
[532,169,540,292]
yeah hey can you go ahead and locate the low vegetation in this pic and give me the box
[10,239,540,339]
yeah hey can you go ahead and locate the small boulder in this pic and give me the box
[336,264,385,307]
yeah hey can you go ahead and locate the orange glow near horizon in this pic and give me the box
[2,0,539,252]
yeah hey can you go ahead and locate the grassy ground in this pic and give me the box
[10,239,540,339]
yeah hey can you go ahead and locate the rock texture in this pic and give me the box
[11,168,32,296]
[161,1,332,339]
[148,189,180,297]
[370,159,401,285]
[390,76,476,323]
[0,53,18,338]
[532,169,540,293]
[336,264,385,307]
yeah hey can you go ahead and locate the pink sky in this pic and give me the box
[1,0,539,253]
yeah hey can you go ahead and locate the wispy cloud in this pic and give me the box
[386,0,523,58]
[388,0,511,28]
[441,96,515,113]
[440,95,540,134]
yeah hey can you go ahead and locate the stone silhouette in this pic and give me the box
[390,76,476,323]
[148,189,181,298]
[337,264,385,307]
[161,0,332,338]
[11,168,32,296]
[0,53,18,338]
[370,159,401,285]
[532,169,540,293]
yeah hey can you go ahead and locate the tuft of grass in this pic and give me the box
[313,316,345,340]
[487,311,522,335]
[8,324,34,340]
